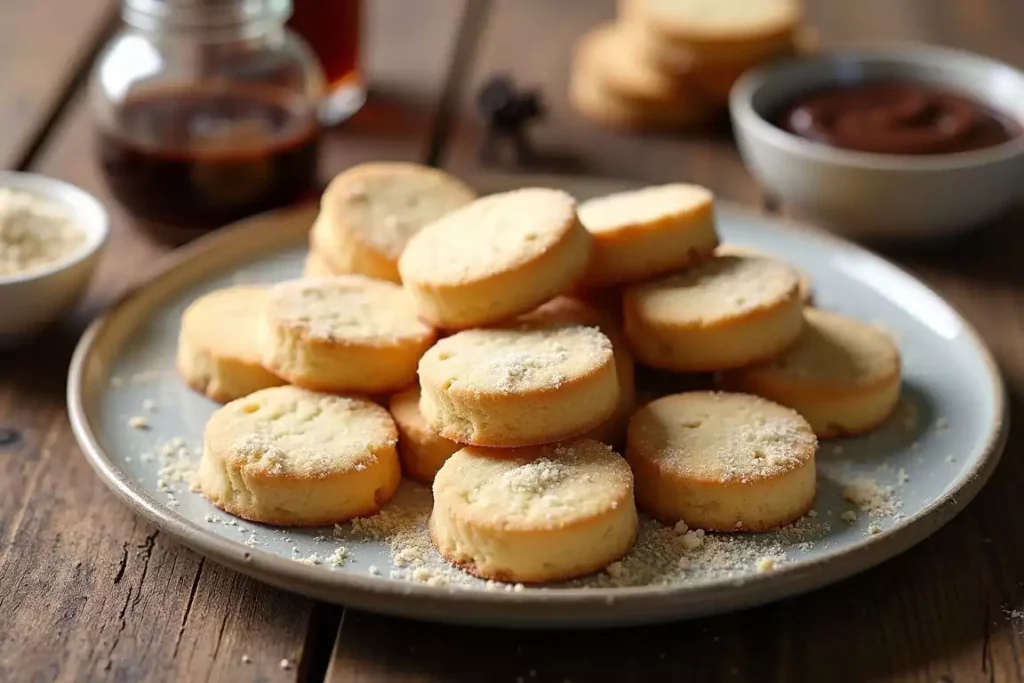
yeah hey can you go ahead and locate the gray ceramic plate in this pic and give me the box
[68,173,1007,628]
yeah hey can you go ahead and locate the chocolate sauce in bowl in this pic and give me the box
[777,81,1021,155]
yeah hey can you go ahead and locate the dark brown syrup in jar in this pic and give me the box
[98,85,319,242]
[288,0,361,89]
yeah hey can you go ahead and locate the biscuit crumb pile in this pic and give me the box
[578,513,829,588]
[156,436,200,493]
[842,478,902,519]
[346,501,471,587]
[329,488,830,590]
[568,1,817,131]
[163,164,907,591]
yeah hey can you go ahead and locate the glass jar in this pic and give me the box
[91,0,325,243]
[287,0,365,126]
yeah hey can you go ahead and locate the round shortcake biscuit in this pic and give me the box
[517,297,636,446]
[388,386,460,484]
[302,249,337,278]
[569,27,717,131]
[198,386,401,526]
[418,322,619,447]
[623,255,804,371]
[618,11,802,72]
[177,286,285,403]
[714,243,814,304]
[261,276,436,393]
[311,163,476,283]
[621,0,801,64]
[578,183,719,288]
[617,17,805,105]
[626,391,817,530]
[576,23,689,106]
[430,439,638,583]
[617,17,697,75]
[718,309,902,437]
[568,63,715,131]
[398,188,592,329]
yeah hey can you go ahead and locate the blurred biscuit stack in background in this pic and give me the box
[569,0,816,131]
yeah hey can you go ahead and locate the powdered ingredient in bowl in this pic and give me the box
[0,187,85,276]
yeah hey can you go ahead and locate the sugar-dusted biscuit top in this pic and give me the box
[261,275,436,393]
[578,182,718,287]
[624,255,804,371]
[398,188,592,328]
[715,243,813,304]
[430,439,638,582]
[312,162,476,282]
[199,386,400,526]
[627,391,817,531]
[418,322,619,447]
[626,0,800,44]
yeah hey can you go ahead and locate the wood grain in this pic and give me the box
[0,0,117,170]
[0,1,467,681]
[325,2,1024,683]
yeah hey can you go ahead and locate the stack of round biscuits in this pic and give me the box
[569,0,817,130]
[177,163,902,586]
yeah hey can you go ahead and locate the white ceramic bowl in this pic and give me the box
[730,45,1024,241]
[0,171,109,346]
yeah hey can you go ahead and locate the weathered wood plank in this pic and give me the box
[0,0,469,680]
[0,0,117,169]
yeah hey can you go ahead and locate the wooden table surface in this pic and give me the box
[3,1,1024,681]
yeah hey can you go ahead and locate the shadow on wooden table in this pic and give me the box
[0,319,86,402]
[875,206,1024,290]
[332,87,438,141]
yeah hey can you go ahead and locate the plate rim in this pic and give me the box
[67,173,1009,626]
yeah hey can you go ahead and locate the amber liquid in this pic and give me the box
[98,86,319,241]
[288,0,361,88]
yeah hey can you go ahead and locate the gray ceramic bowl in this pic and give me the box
[0,172,109,347]
[730,45,1024,240]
